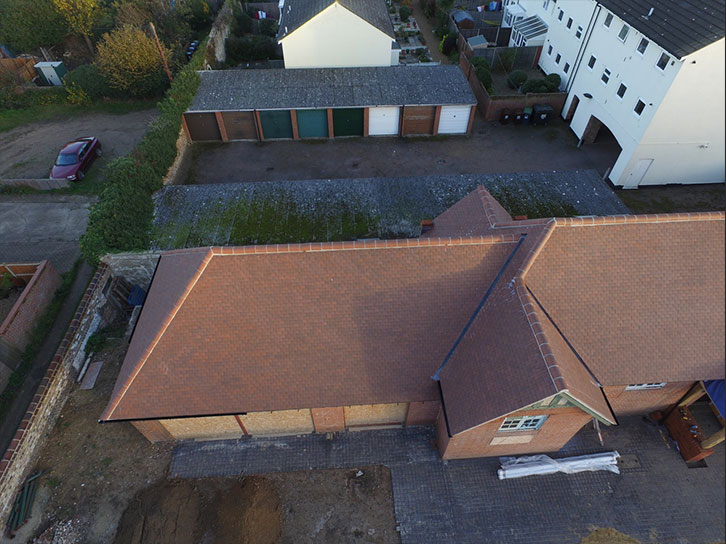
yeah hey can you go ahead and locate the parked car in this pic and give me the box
[49,137,102,181]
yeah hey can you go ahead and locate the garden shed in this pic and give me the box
[183,65,476,141]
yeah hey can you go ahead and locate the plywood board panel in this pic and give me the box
[241,409,314,436]
[160,415,243,440]
[344,403,408,427]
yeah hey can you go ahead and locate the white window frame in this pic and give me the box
[616,82,627,99]
[656,52,671,71]
[563,62,570,73]
[625,383,666,391]
[618,24,630,42]
[587,55,596,70]
[637,38,649,55]
[547,44,553,56]
[633,98,646,116]
[555,53,561,64]
[575,25,583,39]
[603,13,613,27]
[499,415,549,431]
[601,68,611,84]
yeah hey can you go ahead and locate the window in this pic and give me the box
[616,82,627,98]
[657,52,671,70]
[542,0,550,9]
[601,68,611,84]
[587,55,596,69]
[604,13,613,27]
[566,17,573,29]
[625,383,666,390]
[576,25,583,39]
[637,38,649,54]
[499,415,548,431]
[555,53,561,64]
[618,24,630,41]
[564,62,570,73]
[633,99,646,116]
[547,44,553,56]
[558,9,564,21]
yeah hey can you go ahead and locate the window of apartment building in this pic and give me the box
[637,38,649,54]
[499,415,548,431]
[564,62,570,73]
[601,68,611,84]
[558,8,564,21]
[567,17,573,29]
[633,99,646,116]
[587,55,596,69]
[618,24,630,41]
[542,0,550,9]
[547,44,553,56]
[657,52,671,70]
[616,82,627,99]
[555,53,561,64]
[604,13,613,27]
[575,25,583,39]
[625,383,666,391]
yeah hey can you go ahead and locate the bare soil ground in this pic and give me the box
[12,333,399,543]
[580,528,641,544]
[0,109,157,179]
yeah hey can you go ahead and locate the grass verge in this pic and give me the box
[0,260,83,425]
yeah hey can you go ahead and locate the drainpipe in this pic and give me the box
[566,2,601,95]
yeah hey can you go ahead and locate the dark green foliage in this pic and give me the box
[0,0,68,53]
[63,65,116,101]
[507,69,528,89]
[259,18,278,38]
[85,321,127,354]
[471,57,493,94]
[494,48,517,72]
[184,0,213,31]
[399,5,411,21]
[225,35,277,65]
[80,45,206,265]
[521,75,561,94]
[0,77,67,110]
[441,34,457,55]
[420,0,436,19]
[544,73,561,91]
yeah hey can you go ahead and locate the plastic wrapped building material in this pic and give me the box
[497,451,620,480]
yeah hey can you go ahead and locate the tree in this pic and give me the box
[0,0,68,53]
[96,25,170,98]
[399,5,411,21]
[51,0,103,54]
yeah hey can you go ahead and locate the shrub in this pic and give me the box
[225,35,277,65]
[63,64,114,101]
[521,78,551,94]
[259,18,278,38]
[470,57,493,93]
[399,5,411,21]
[0,0,68,53]
[544,73,561,91]
[495,48,516,72]
[507,69,528,89]
[80,44,206,265]
[439,33,457,55]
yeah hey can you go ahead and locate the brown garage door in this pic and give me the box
[402,106,436,136]
[184,112,221,141]
[221,111,257,140]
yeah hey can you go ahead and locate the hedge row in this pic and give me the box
[80,45,206,265]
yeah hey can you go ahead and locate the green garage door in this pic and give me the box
[259,110,293,139]
[296,109,329,138]
[332,108,364,137]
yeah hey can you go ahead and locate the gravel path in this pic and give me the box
[153,170,628,250]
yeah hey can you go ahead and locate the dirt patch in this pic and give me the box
[616,183,725,214]
[0,109,157,179]
[112,466,397,544]
[580,527,641,544]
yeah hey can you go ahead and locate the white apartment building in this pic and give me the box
[502,0,725,188]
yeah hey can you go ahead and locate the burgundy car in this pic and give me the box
[49,137,102,181]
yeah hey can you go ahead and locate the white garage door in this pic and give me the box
[437,105,471,134]
[368,106,400,136]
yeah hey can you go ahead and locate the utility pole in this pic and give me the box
[149,22,173,84]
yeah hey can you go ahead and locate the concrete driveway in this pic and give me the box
[0,195,94,272]
[188,114,622,185]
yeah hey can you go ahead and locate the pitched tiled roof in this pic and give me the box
[101,237,519,421]
[598,0,725,59]
[277,0,395,41]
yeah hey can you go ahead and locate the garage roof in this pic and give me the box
[187,66,476,111]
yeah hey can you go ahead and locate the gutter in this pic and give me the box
[565,3,601,96]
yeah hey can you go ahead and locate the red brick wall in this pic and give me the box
[406,401,440,426]
[0,261,61,352]
[311,407,345,432]
[438,406,592,459]
[132,420,174,442]
[604,382,694,416]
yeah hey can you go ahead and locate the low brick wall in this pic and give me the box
[0,265,109,527]
[0,179,70,190]
[459,54,567,122]
[102,252,161,291]
[0,261,62,354]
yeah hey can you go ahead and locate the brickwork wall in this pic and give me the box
[0,265,108,527]
[0,261,61,353]
[437,406,592,459]
[405,401,440,426]
[101,252,161,291]
[604,382,694,416]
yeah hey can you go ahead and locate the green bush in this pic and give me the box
[544,73,561,91]
[399,5,411,21]
[225,35,277,65]
[80,44,206,265]
[259,18,278,38]
[63,65,115,101]
[507,69,528,89]
[521,78,551,94]
[495,48,516,72]
[471,57,493,94]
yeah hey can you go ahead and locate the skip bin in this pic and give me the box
[499,108,511,125]
[523,106,532,124]
[513,110,523,125]
[532,103,554,125]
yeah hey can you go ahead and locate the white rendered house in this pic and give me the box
[503,0,725,188]
[277,0,398,68]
